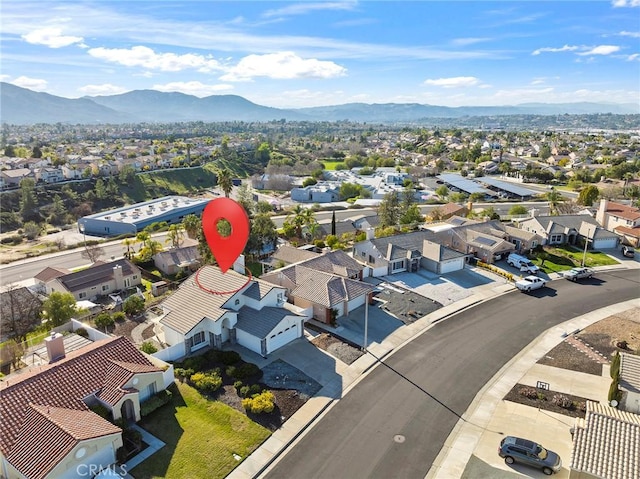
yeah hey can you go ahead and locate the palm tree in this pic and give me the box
[182,214,201,239]
[217,168,233,197]
[135,231,150,253]
[545,187,565,215]
[165,224,185,249]
[122,238,136,259]
[287,205,307,238]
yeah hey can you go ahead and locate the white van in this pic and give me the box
[507,253,540,274]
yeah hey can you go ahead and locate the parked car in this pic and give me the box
[622,245,636,258]
[515,275,547,292]
[507,253,540,274]
[560,267,594,281]
[498,436,562,475]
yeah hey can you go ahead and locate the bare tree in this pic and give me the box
[0,285,43,343]
[81,243,106,263]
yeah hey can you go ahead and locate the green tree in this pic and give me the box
[183,214,201,239]
[19,178,39,222]
[545,187,565,215]
[435,185,449,201]
[41,291,77,327]
[122,238,136,259]
[235,183,255,217]
[339,182,361,200]
[246,214,278,257]
[119,165,136,183]
[539,145,551,160]
[123,295,145,316]
[47,194,67,226]
[165,224,185,249]
[302,177,317,187]
[95,178,107,200]
[331,210,336,236]
[216,168,233,197]
[578,185,600,206]
[23,221,42,240]
[508,205,528,216]
[378,192,400,228]
[400,204,423,226]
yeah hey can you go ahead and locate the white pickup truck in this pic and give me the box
[515,275,547,292]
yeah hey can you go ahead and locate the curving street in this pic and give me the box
[265,270,640,479]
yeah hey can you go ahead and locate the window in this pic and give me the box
[78,292,86,299]
[146,382,157,398]
[368,255,375,264]
[392,260,404,270]
[191,331,205,346]
[550,234,562,243]
[102,285,109,292]
[234,299,240,305]
[532,241,538,248]
[132,275,138,280]
[361,251,366,258]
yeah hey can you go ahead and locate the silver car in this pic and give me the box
[498,436,562,475]
[561,267,594,281]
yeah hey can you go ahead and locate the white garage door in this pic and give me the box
[268,323,298,352]
[347,294,366,313]
[593,238,618,250]
[440,257,464,274]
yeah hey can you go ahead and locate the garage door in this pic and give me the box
[593,238,618,250]
[440,257,464,274]
[347,294,366,313]
[268,323,298,352]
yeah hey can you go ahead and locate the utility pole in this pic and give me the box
[582,229,591,267]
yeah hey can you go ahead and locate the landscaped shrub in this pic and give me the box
[140,342,158,354]
[217,350,241,365]
[551,394,573,409]
[249,384,261,395]
[242,391,275,414]
[226,362,262,381]
[476,261,514,282]
[112,311,126,322]
[182,355,206,371]
[94,312,115,329]
[518,386,538,399]
[140,389,172,417]
[608,379,621,403]
[75,328,89,338]
[174,368,194,382]
[1,235,22,245]
[611,351,620,379]
[123,295,145,316]
[240,385,251,398]
[190,370,223,393]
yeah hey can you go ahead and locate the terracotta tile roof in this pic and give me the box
[604,201,640,221]
[7,405,121,479]
[570,400,640,479]
[614,225,640,238]
[0,336,160,468]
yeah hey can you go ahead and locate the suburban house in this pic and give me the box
[0,335,166,479]
[428,202,469,221]
[262,245,319,270]
[353,230,468,276]
[152,245,201,276]
[596,199,640,247]
[290,181,341,203]
[619,352,640,414]
[33,266,70,293]
[44,259,142,301]
[518,214,619,250]
[158,265,307,358]
[569,401,640,479]
[261,265,372,324]
[0,168,33,188]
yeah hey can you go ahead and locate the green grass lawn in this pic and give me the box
[131,382,270,479]
[320,160,345,171]
[531,245,620,273]
[0,328,50,351]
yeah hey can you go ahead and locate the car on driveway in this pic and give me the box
[622,245,636,258]
[498,436,562,475]
[514,275,547,292]
[560,267,594,281]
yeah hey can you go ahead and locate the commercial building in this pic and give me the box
[78,195,210,237]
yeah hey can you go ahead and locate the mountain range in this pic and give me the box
[1,82,638,125]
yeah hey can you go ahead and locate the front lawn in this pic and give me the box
[530,245,620,273]
[131,382,270,479]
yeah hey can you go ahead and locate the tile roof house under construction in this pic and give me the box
[0,335,166,479]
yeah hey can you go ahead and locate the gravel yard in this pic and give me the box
[310,333,365,364]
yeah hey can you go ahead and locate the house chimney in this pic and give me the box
[365,228,374,240]
[596,198,609,227]
[45,332,65,363]
[233,254,245,274]
[113,264,124,290]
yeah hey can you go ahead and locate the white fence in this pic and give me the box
[152,342,185,362]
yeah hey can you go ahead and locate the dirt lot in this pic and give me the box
[375,288,442,325]
[537,307,640,374]
[310,332,364,364]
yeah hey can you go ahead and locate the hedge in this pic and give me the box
[141,389,173,417]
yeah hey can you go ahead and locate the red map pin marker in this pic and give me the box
[202,197,250,273]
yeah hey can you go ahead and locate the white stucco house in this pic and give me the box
[158,266,308,358]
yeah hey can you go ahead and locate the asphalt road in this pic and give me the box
[265,269,640,479]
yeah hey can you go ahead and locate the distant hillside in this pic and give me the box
[1,82,637,125]
[0,82,134,124]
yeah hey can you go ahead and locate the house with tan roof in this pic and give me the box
[519,214,619,250]
[596,199,640,247]
[0,335,166,479]
[152,244,201,276]
[569,400,640,479]
[158,265,306,358]
[44,259,142,301]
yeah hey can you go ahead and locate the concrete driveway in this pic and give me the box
[335,302,404,349]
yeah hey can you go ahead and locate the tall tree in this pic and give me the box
[183,214,201,239]
[246,214,278,258]
[545,187,565,215]
[378,192,400,228]
[41,291,77,327]
[81,243,106,263]
[19,178,38,222]
[578,185,600,206]
[122,238,136,259]
[166,224,185,249]
[0,285,42,342]
[331,210,336,236]
[435,185,449,201]
[216,168,233,197]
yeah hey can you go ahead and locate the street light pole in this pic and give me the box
[582,229,591,267]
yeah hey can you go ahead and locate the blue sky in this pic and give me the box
[2,1,639,108]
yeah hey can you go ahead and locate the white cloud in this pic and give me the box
[451,37,491,46]
[11,76,48,91]
[619,31,640,38]
[423,76,480,88]
[152,81,234,97]
[78,84,129,96]
[262,2,356,18]
[532,45,580,55]
[87,46,223,72]
[220,52,347,81]
[22,27,83,48]
[612,0,640,7]
[577,45,620,56]
[627,53,640,61]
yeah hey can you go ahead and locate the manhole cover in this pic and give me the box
[393,434,405,443]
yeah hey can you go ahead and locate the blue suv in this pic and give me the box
[498,436,562,475]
